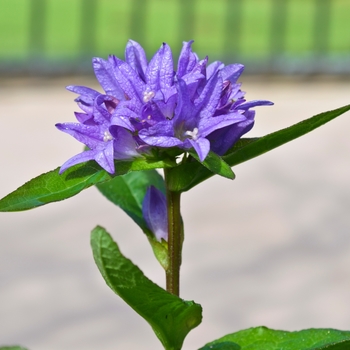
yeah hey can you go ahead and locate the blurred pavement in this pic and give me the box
[0,76,350,349]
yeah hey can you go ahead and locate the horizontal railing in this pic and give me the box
[0,0,349,75]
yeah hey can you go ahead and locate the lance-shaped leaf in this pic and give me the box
[0,157,175,212]
[198,342,240,350]
[201,326,350,350]
[91,226,202,350]
[168,104,350,192]
[188,150,235,180]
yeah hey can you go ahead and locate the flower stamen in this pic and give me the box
[143,90,155,103]
[103,130,113,142]
[184,127,199,141]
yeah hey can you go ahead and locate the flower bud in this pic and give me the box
[142,186,168,241]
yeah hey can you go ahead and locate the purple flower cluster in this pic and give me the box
[57,40,272,174]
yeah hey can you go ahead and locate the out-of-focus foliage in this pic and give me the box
[0,0,349,73]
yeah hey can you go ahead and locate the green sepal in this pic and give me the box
[91,226,202,350]
[202,326,350,350]
[148,236,169,270]
[189,150,235,180]
[0,157,175,212]
[169,104,350,192]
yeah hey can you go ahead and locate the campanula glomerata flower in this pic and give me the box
[56,40,273,174]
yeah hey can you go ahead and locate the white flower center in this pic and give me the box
[143,90,155,103]
[103,130,113,142]
[184,127,199,141]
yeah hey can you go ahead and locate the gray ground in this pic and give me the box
[0,76,350,350]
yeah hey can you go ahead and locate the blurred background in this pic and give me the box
[1,1,350,350]
[1,0,350,75]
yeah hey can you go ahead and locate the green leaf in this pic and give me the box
[0,157,175,212]
[166,151,235,192]
[96,170,169,269]
[224,104,350,168]
[199,341,240,350]
[91,226,202,350]
[203,326,350,350]
[0,347,29,350]
[189,150,235,180]
[96,169,165,232]
[170,104,350,192]
[96,170,170,270]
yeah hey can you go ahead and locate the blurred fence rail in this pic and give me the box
[0,0,350,76]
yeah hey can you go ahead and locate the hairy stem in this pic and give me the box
[164,168,183,296]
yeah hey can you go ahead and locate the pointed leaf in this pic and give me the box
[166,149,236,192]
[169,104,350,192]
[189,150,235,180]
[91,226,202,350]
[96,170,165,231]
[203,326,350,350]
[224,104,350,168]
[0,157,175,212]
[199,342,240,350]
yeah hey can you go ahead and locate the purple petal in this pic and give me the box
[189,137,210,162]
[140,102,166,125]
[142,186,168,241]
[58,138,115,174]
[236,100,274,110]
[93,95,113,125]
[111,108,136,131]
[139,121,183,148]
[59,149,98,174]
[55,122,104,150]
[199,112,246,138]
[208,110,256,155]
[74,112,94,124]
[191,56,208,76]
[66,85,101,98]
[154,90,177,120]
[67,86,101,114]
[177,40,198,78]
[206,61,224,79]
[221,64,244,83]
[140,133,183,148]
[178,71,205,101]
[146,43,174,91]
[94,140,115,174]
[109,126,140,159]
[173,79,196,129]
[194,72,223,119]
[125,40,148,81]
[92,58,125,100]
[108,56,145,103]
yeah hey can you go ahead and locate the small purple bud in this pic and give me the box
[142,186,168,241]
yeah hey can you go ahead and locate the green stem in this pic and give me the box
[164,168,183,296]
